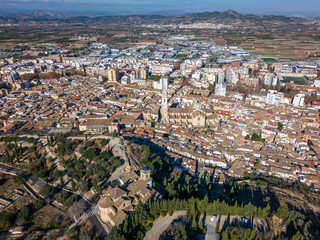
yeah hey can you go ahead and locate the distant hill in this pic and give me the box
[23,10,72,19]
[74,9,304,26]
[0,10,102,21]
[174,9,304,24]
[0,9,309,25]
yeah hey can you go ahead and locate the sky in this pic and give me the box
[0,0,319,17]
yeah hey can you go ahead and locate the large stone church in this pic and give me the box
[166,105,218,128]
[161,80,218,128]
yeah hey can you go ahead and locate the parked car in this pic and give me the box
[240,217,248,223]
[210,215,217,222]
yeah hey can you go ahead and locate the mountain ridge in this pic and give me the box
[0,9,312,25]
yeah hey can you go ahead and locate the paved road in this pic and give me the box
[107,137,129,182]
[0,163,108,240]
[144,211,187,240]
[204,215,219,240]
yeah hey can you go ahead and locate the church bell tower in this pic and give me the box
[161,77,169,123]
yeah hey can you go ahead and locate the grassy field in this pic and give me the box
[261,57,277,62]
[176,54,188,58]
[282,76,307,85]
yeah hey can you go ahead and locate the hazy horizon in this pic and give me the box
[0,0,319,17]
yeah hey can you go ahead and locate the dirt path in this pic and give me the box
[144,211,187,240]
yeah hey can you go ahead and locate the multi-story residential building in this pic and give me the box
[225,69,239,84]
[215,83,226,96]
[107,68,120,82]
[292,93,305,107]
[264,73,278,86]
[266,90,284,106]
[139,68,149,79]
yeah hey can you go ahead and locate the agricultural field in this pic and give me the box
[241,38,320,59]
